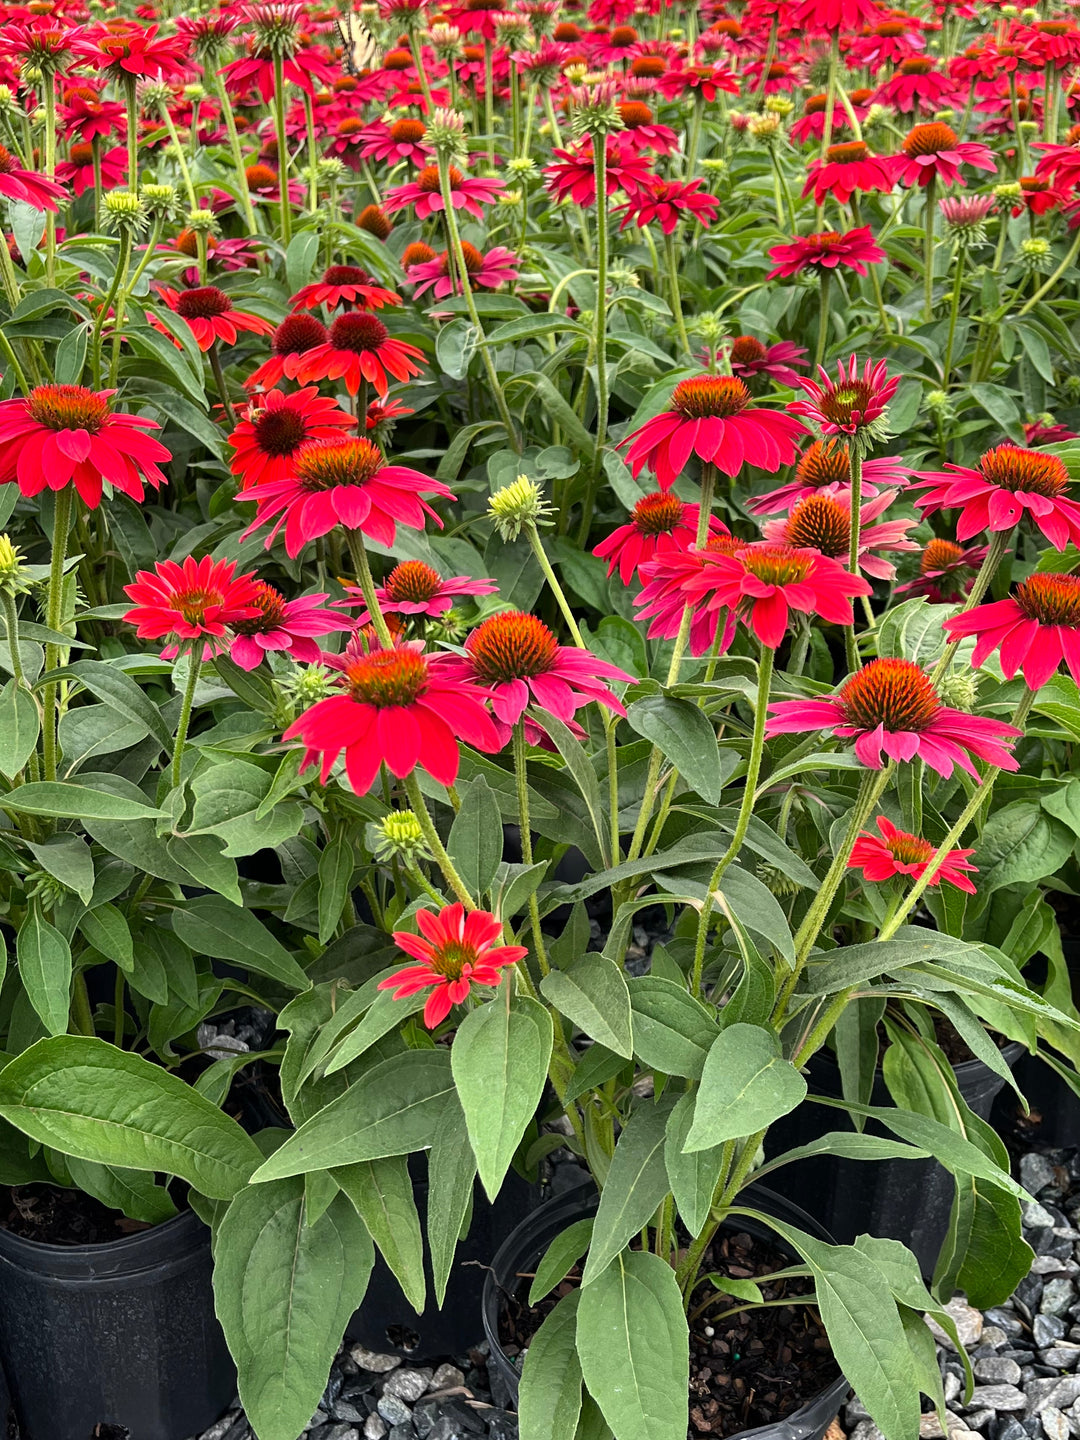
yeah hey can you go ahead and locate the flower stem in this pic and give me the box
[592,134,611,470]
[844,445,863,674]
[158,100,198,211]
[525,524,585,646]
[212,71,258,233]
[344,528,394,647]
[483,39,496,166]
[923,175,937,323]
[1018,225,1080,316]
[303,91,320,215]
[930,527,1012,685]
[513,721,550,975]
[123,74,141,199]
[1,591,39,781]
[41,487,74,784]
[402,771,475,908]
[814,270,831,371]
[942,240,967,386]
[207,341,236,426]
[819,33,841,162]
[171,649,202,790]
[42,69,58,287]
[272,50,293,247]
[664,228,691,358]
[90,227,133,389]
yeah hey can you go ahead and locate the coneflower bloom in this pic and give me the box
[895,538,990,602]
[437,612,633,734]
[239,437,454,556]
[156,286,275,352]
[615,100,678,155]
[634,536,745,657]
[357,116,433,166]
[341,559,497,624]
[226,583,352,670]
[748,440,911,514]
[59,89,127,142]
[245,314,329,391]
[1021,19,1080,68]
[766,657,1021,777]
[1032,135,1080,188]
[293,312,426,397]
[55,142,126,196]
[913,445,1080,549]
[0,145,67,210]
[407,242,519,299]
[621,375,808,489]
[227,387,355,490]
[1011,175,1070,217]
[657,62,740,102]
[289,266,402,314]
[767,227,886,280]
[614,176,720,233]
[1026,420,1079,445]
[888,122,995,187]
[943,574,1080,690]
[543,135,653,206]
[0,384,171,509]
[381,905,528,1028]
[77,23,188,81]
[762,492,918,580]
[849,816,977,893]
[785,0,886,36]
[872,58,961,116]
[788,355,899,444]
[282,641,502,795]
[802,142,895,206]
[726,337,808,388]
[593,491,726,585]
[123,556,262,657]
[383,162,506,219]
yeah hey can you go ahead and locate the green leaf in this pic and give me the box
[970,382,1025,444]
[333,1154,426,1313]
[452,996,553,1200]
[626,696,723,805]
[77,903,134,973]
[172,896,310,992]
[437,318,479,379]
[486,313,588,346]
[215,1178,374,1440]
[685,1025,806,1151]
[530,1217,595,1304]
[317,832,355,945]
[64,1157,177,1225]
[578,1250,688,1440]
[27,835,94,906]
[165,834,242,905]
[532,709,610,868]
[286,228,322,295]
[17,902,72,1036]
[54,321,89,386]
[973,801,1074,893]
[519,1290,584,1440]
[758,1132,931,1175]
[541,954,633,1058]
[582,1100,672,1284]
[0,1036,261,1199]
[934,1175,1034,1309]
[664,1091,726,1238]
[447,775,503,898]
[64,659,173,752]
[3,780,161,820]
[324,987,426,1076]
[188,757,304,857]
[427,1090,477,1307]
[0,680,40,777]
[253,1050,455,1180]
[627,977,720,1079]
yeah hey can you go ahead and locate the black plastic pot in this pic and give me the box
[347,1162,539,1360]
[0,1208,236,1440]
[483,1180,851,1440]
[764,1042,1024,1278]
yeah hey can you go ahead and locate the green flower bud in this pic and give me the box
[488,475,555,541]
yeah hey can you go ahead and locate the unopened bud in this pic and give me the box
[488,475,555,540]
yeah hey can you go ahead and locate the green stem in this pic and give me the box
[819,33,841,163]
[159,102,198,210]
[923,175,936,323]
[1,591,39,781]
[303,91,319,215]
[1018,226,1080,316]
[70,972,95,1037]
[942,241,966,386]
[409,31,434,109]
[592,134,610,472]
[402,771,475,908]
[207,342,236,426]
[844,446,863,674]
[272,50,293,247]
[90,228,133,389]
[344,528,393,647]
[212,71,258,233]
[684,94,705,178]
[123,74,141,198]
[42,70,58,287]
[664,228,691,358]
[113,967,126,1047]
[483,39,495,166]
[41,487,73,784]
[526,524,585,646]
[513,720,550,975]
[814,270,831,372]
[171,649,202,789]
[930,527,1013,685]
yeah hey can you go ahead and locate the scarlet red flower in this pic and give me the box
[594,492,725,585]
[358,116,434,166]
[0,144,67,211]
[621,375,808,489]
[288,266,402,314]
[282,641,502,795]
[803,142,895,206]
[77,23,188,80]
[788,355,899,443]
[60,89,127,142]
[227,387,354,490]
[785,0,885,37]
[293,312,426,397]
[381,904,528,1028]
[943,574,1080,690]
[123,556,262,656]
[634,536,744,657]
[849,816,977,893]
[913,445,1080,549]
[384,163,506,219]
[0,384,171,509]
[762,491,917,580]
[1011,176,1070,217]
[239,437,454,557]
[407,242,519,300]
[614,176,720,233]
[156,286,274,352]
[543,135,653,206]
[657,63,740,102]
[872,59,960,116]
[341,559,497,624]
[766,657,1022,777]
[616,100,679,156]
[726,337,808,388]
[55,143,126,196]
[767,227,886,280]
[226,583,351,670]
[889,122,996,187]
[245,314,328,391]
[895,537,989,602]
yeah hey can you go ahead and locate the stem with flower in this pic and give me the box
[814,271,831,371]
[41,487,74,785]
[122,75,141,199]
[272,51,292,247]
[344,529,394,649]
[942,239,968,385]
[401,771,475,908]
[929,527,1013,685]
[157,100,198,211]
[211,71,258,233]
[664,229,691,358]
[171,649,202,790]
[90,226,133,390]
[923,176,937,323]
[844,445,863,673]
[512,721,550,975]
[41,68,58,287]
[1018,226,1080,316]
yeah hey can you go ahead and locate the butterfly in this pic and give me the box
[336,9,384,74]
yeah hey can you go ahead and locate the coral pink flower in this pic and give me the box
[634,537,744,657]
[849,816,977,893]
[226,583,351,669]
[289,265,402,314]
[803,142,895,206]
[407,242,519,299]
[0,384,170,509]
[657,62,740,102]
[788,355,899,441]
[748,440,911,515]
[244,314,328,391]
[156,286,274,352]
[888,122,996,187]
[543,135,653,206]
[358,116,433,166]
[282,642,502,795]
[293,312,426,397]
[341,559,497,624]
[614,176,720,233]
[766,657,1022,777]
[616,100,679,155]
[384,162,505,219]
[239,437,454,557]
[943,573,1080,690]
[59,89,127,142]
[1026,420,1079,445]
[785,0,885,36]
[872,59,961,116]
[0,145,67,210]
[123,556,262,656]
[594,491,725,585]
[726,337,808,388]
[621,375,808,489]
[55,142,126,196]
[227,387,355,491]
[77,23,188,81]
[382,904,528,1028]
[895,537,990,602]
[912,445,1080,549]
[437,612,632,735]
[762,491,918,580]
[767,227,886,280]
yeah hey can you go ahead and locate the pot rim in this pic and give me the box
[0,1204,207,1279]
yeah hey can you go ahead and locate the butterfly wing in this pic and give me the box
[337,12,383,74]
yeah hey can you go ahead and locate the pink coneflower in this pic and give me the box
[407,241,518,299]
[292,312,426,397]
[77,23,188,81]
[238,437,454,557]
[55,142,126,196]
[803,142,895,206]
[381,905,527,1029]
[747,440,911,514]
[0,145,67,211]
[1026,420,1079,445]
[621,375,808,489]
[594,491,726,585]
[849,816,977,893]
[889,122,996,187]
[123,556,262,657]
[872,58,961,116]
[766,657,1022,777]
[1021,19,1080,68]
[726,336,808,388]
[762,491,918,580]
[614,176,720,233]
[341,559,497,624]
[895,537,990,602]
[1032,137,1080,188]
[1012,176,1071,217]
[634,535,745,656]
[543,136,653,207]
[227,387,355,491]
[912,445,1080,549]
[227,583,352,669]
[156,286,274,352]
[615,100,679,155]
[289,266,402,314]
[384,162,506,219]
[357,116,434,167]
[59,89,127,142]
[943,573,1080,690]
[788,355,899,443]
[938,193,998,236]
[657,62,740,102]
[767,227,886,280]
[790,92,863,146]
[785,0,885,36]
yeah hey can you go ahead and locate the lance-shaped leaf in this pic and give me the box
[582,1099,672,1284]
[685,1025,806,1151]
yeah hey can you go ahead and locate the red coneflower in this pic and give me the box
[615,100,678,156]
[226,583,351,670]
[785,0,885,37]
[381,904,528,1028]
[762,491,917,580]
[0,144,67,211]
[943,573,1080,690]
[289,265,402,314]
[357,204,394,239]
[77,23,188,80]
[913,445,1080,549]
[593,491,726,585]
[614,175,720,233]
[726,336,808,388]
[766,657,1022,777]
[621,375,808,489]
[282,641,502,794]
[788,355,899,444]
[1011,176,1070,217]
[888,122,995,188]
[802,142,895,206]
[542,135,653,206]
[872,58,960,116]
[384,162,506,219]
[0,384,171,509]
[239,437,454,556]
[767,227,886,280]
[407,242,519,299]
[227,387,355,490]
[244,313,329,391]
[55,142,126,196]
[748,439,911,514]
[849,816,977,893]
[895,537,990,602]
[342,559,498,624]
[358,116,434,166]
[293,312,426,396]
[59,89,127,142]
[156,286,275,352]
[634,536,745,657]
[122,556,262,657]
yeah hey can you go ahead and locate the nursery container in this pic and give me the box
[0,1208,235,1440]
[483,1180,851,1440]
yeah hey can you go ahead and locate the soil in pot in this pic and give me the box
[2,1184,153,1245]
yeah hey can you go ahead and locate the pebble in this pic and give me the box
[967,1387,1027,1412]
[199,1417,239,1440]
[413,1399,441,1438]
[363,1418,388,1440]
[1042,1409,1071,1440]
[930,1300,985,1350]
[486,1413,518,1440]
[429,1365,466,1392]
[977,1359,1024,1386]
[389,1427,416,1440]
[377,1396,414,1427]
[920,1414,971,1437]
[1026,1203,1059,1230]
[1045,1280,1079,1317]
[1023,1154,1061,1195]
[427,1421,472,1440]
[333,1403,369,1424]
[1043,1347,1080,1371]
[1036,1316,1068,1348]
[351,1346,402,1374]
[850,1423,885,1440]
[966,1409,996,1431]
[993,1419,1027,1440]
[1027,1378,1080,1415]
[321,1428,359,1440]
[945,1373,963,1404]
[384,1370,434,1403]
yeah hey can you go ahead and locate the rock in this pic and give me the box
[966,1410,996,1431]
[322,1428,358,1440]
[986,1311,1026,1338]
[434,1400,485,1436]
[1026,1377,1080,1414]
[920,1415,971,1437]
[1045,1281,1078,1317]
[310,1416,329,1432]
[993,1419,1027,1440]
[850,1422,886,1440]
[486,1411,519,1440]
[845,1401,873,1426]
[427,1421,469,1440]
[967,1387,1027,1412]
[352,1347,402,1374]
[1042,1409,1071,1440]
[930,1300,985,1350]
[945,1374,963,1404]
[982,1328,1010,1351]
[977,1359,1023,1386]
[429,1365,466,1392]
[1016,1276,1046,1315]
[200,1417,241,1440]
[377,1397,413,1428]
[1037,1316,1068,1349]
[1026,1202,1059,1230]
[413,1400,440,1438]
[1023,1154,1060,1195]
[384,1370,433,1403]
[389,1427,415,1440]
[364,1419,388,1440]
[220,1422,254,1440]
[1044,1347,1080,1371]
[333,1405,368,1425]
